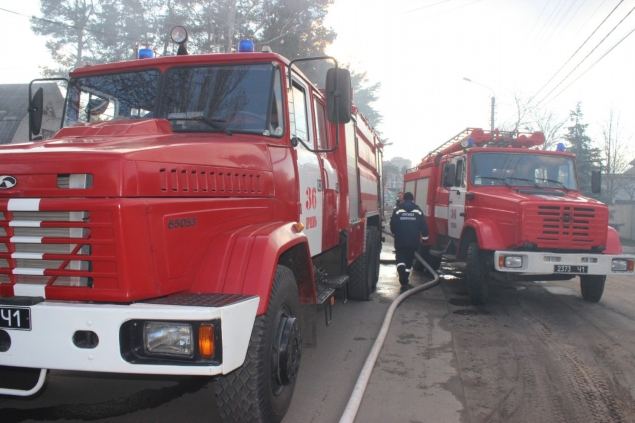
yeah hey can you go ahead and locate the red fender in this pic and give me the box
[462,218,507,251]
[605,226,623,254]
[191,221,313,315]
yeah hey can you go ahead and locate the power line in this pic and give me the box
[528,0,623,104]
[547,24,635,104]
[525,0,551,42]
[400,0,453,15]
[0,6,140,44]
[532,3,635,110]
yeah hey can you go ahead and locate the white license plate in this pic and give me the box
[0,306,31,330]
[554,265,588,274]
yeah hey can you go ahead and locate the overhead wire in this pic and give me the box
[531,2,635,110]
[533,0,566,44]
[560,0,587,34]
[525,0,551,42]
[541,0,577,45]
[546,24,635,105]
[0,6,142,45]
[498,0,629,128]
[528,0,623,105]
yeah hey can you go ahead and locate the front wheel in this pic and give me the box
[466,242,489,305]
[215,265,301,423]
[580,275,606,302]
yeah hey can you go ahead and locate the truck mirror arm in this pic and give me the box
[291,135,339,153]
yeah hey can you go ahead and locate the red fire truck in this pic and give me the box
[404,128,634,306]
[0,28,383,422]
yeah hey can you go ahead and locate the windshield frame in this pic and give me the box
[469,151,579,191]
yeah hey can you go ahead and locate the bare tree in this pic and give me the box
[600,109,632,204]
[531,108,566,150]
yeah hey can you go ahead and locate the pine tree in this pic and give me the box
[563,102,602,196]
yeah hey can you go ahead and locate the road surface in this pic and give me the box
[2,240,635,422]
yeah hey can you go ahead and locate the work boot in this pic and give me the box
[397,264,409,286]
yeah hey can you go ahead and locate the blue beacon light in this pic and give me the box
[556,142,565,152]
[138,48,153,59]
[238,40,255,52]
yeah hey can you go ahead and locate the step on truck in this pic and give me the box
[404,128,634,305]
[0,27,384,423]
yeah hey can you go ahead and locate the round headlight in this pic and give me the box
[171,26,188,44]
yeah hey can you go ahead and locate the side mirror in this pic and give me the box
[443,163,456,188]
[326,68,351,124]
[591,170,601,194]
[29,87,44,137]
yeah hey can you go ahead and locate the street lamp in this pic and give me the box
[463,77,495,132]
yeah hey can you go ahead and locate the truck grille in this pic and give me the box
[0,210,92,287]
[523,204,608,248]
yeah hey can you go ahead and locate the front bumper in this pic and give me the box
[494,251,635,275]
[0,294,259,379]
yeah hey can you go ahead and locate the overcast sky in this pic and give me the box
[2,0,634,165]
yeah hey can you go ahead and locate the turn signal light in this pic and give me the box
[199,325,215,358]
[293,222,304,232]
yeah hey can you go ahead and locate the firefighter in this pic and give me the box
[395,191,404,208]
[390,192,429,285]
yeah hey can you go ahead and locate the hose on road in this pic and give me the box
[338,249,441,423]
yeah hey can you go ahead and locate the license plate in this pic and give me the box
[0,306,31,330]
[554,265,588,274]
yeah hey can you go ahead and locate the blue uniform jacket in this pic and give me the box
[390,200,429,249]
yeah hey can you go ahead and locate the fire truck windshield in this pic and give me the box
[470,152,578,191]
[63,63,285,137]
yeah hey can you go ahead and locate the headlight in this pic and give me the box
[499,255,523,268]
[144,322,192,357]
[612,258,634,272]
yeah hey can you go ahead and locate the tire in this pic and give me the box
[368,227,381,291]
[348,229,375,301]
[215,265,302,423]
[580,275,606,302]
[466,242,488,305]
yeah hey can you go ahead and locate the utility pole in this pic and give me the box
[463,77,496,131]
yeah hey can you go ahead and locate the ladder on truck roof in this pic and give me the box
[424,128,476,159]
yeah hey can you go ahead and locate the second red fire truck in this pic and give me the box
[404,128,634,305]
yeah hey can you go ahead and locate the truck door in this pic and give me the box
[290,79,323,256]
[448,156,466,239]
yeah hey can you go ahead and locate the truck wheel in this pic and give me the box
[580,275,606,302]
[466,242,488,305]
[368,227,381,291]
[348,229,374,301]
[215,265,301,423]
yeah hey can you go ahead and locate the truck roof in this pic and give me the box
[70,51,292,78]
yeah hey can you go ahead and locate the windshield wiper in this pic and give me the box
[506,177,540,188]
[538,178,570,191]
[166,116,232,136]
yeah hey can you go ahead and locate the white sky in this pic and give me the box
[325,0,635,162]
[2,0,635,164]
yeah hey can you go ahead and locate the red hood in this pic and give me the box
[0,119,274,198]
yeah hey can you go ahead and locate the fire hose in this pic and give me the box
[339,233,441,423]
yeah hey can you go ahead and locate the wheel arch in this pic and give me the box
[459,218,505,259]
[192,222,315,315]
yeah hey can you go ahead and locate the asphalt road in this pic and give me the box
[2,240,635,422]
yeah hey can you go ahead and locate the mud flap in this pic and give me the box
[0,365,47,396]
